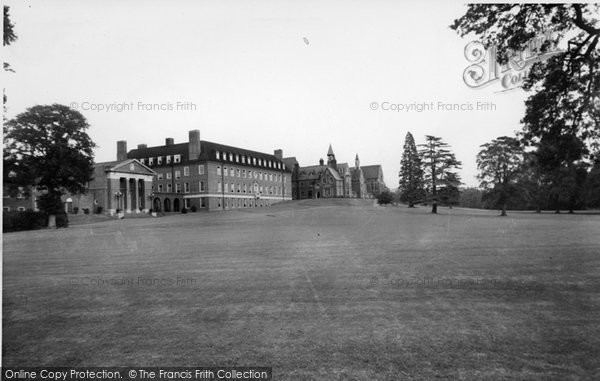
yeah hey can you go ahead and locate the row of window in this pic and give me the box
[217,182,282,195]
[217,197,271,209]
[140,154,182,166]
[155,181,283,196]
[217,166,284,182]
[215,150,283,170]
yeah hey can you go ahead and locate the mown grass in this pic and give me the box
[3,199,600,379]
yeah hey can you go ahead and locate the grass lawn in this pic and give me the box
[3,199,600,379]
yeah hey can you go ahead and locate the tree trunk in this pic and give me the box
[431,202,437,214]
[408,202,414,208]
[501,202,507,217]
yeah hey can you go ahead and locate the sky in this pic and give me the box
[3,0,532,188]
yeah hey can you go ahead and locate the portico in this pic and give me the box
[105,160,155,215]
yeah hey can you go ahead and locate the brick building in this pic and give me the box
[125,130,293,212]
[286,145,386,200]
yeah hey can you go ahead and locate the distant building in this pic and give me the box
[286,145,386,200]
[125,130,293,212]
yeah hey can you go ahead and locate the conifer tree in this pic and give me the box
[398,132,425,207]
[418,135,462,213]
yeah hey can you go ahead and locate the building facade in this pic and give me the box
[125,130,293,212]
[286,145,386,200]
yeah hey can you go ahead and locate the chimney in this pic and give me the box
[117,140,127,161]
[165,138,174,146]
[188,130,201,160]
[274,149,283,161]
[137,144,147,150]
[319,158,324,166]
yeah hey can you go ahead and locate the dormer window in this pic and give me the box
[157,156,163,165]
[174,154,181,163]
[229,153,233,161]
[166,156,171,164]
[149,157,154,166]
[216,151,220,160]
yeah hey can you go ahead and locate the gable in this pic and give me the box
[109,159,156,176]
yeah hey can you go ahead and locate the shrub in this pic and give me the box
[3,211,47,232]
[83,208,90,214]
[181,207,188,214]
[55,213,69,228]
[96,206,103,214]
[377,190,394,206]
[73,206,79,214]
[191,205,197,212]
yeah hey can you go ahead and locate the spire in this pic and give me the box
[327,144,334,156]
[355,153,360,169]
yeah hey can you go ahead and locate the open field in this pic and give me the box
[3,199,600,379]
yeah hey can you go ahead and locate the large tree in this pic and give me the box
[4,104,96,223]
[452,4,600,211]
[418,135,462,214]
[476,136,525,216]
[398,132,425,207]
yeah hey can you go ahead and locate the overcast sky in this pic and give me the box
[4,0,531,187]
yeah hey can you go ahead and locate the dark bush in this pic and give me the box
[73,206,79,214]
[377,190,394,205]
[96,206,103,214]
[3,211,47,232]
[181,207,188,214]
[83,208,90,214]
[55,213,69,228]
[191,205,197,212]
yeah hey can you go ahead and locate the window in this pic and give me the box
[176,183,181,193]
[216,151,220,160]
[201,197,206,208]
[230,183,234,192]
[199,165,205,175]
[217,166,221,175]
[167,183,172,192]
[229,153,233,161]
[149,157,154,165]
[236,168,240,177]
[242,169,246,178]
[175,170,181,179]
[167,172,172,180]
[217,181,222,192]
[166,156,171,164]
[184,182,190,193]
[199,181,205,191]
[158,184,163,192]
[140,158,145,165]
[174,154,181,163]
[185,199,191,208]
[183,166,189,176]
[17,207,26,211]
[270,173,273,181]
[253,157,257,165]
[259,172,263,180]
[244,184,247,193]
[230,167,234,177]
[158,156,164,165]
[158,173,163,180]
[242,156,246,164]
[237,183,240,192]
[223,167,227,176]
[235,154,239,162]
[224,183,228,192]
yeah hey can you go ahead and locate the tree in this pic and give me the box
[398,132,425,207]
[452,4,600,213]
[476,136,525,216]
[4,5,17,112]
[418,135,462,214]
[376,189,394,206]
[3,6,17,47]
[4,104,96,225]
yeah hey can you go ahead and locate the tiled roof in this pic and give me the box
[282,157,298,171]
[297,165,342,181]
[361,165,383,180]
[127,140,290,172]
